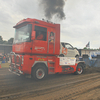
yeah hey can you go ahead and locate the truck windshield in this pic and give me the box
[14,24,32,44]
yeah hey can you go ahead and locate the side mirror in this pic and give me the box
[31,31,36,40]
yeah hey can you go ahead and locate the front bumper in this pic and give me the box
[9,52,23,76]
[9,66,23,76]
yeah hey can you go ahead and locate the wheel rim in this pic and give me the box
[77,66,83,74]
[78,68,81,71]
[36,69,45,79]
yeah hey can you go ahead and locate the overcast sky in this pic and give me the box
[0,0,100,49]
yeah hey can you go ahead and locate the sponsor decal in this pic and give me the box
[38,58,44,61]
[62,47,67,55]
[35,46,45,51]
[48,60,53,62]
[60,57,76,65]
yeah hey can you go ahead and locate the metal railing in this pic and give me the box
[10,52,21,67]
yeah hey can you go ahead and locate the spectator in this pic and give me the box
[2,55,6,63]
[5,54,8,63]
[49,32,54,43]
[36,32,44,40]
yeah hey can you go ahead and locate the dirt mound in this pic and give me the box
[83,66,100,74]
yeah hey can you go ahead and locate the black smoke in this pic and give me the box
[40,0,66,20]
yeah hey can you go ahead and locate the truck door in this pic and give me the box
[64,43,76,57]
[60,43,76,57]
[31,25,48,54]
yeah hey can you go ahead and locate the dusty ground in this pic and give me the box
[22,78,100,100]
[0,67,100,100]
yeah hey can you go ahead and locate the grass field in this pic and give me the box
[0,61,10,68]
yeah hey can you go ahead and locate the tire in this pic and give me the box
[75,64,84,75]
[75,55,79,61]
[59,54,64,57]
[32,65,47,80]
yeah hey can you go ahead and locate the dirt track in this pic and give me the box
[0,67,100,100]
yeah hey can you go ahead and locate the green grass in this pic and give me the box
[0,61,10,68]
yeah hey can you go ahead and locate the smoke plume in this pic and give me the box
[40,0,66,20]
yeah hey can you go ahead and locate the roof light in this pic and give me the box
[35,21,39,24]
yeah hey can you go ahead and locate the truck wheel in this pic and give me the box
[75,64,84,75]
[32,66,47,80]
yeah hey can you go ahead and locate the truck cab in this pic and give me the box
[60,42,79,57]
[12,18,60,55]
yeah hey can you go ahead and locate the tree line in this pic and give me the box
[0,36,14,45]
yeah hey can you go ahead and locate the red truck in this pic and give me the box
[9,18,85,80]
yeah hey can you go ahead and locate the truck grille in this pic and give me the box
[10,52,21,66]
